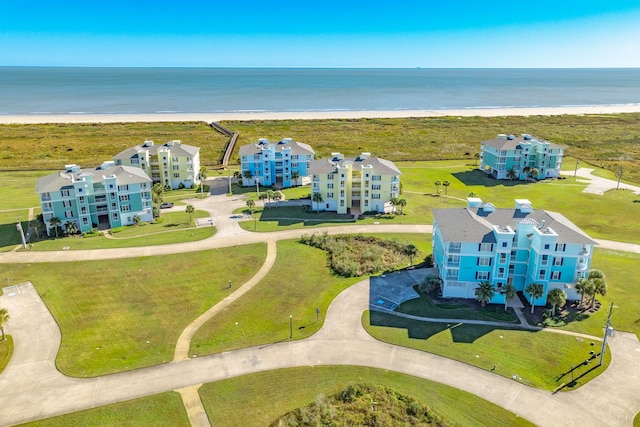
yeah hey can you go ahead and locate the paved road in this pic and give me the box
[561,167,640,195]
[1,281,639,427]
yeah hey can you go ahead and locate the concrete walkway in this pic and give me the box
[561,167,640,195]
[1,280,640,427]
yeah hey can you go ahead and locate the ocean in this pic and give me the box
[1,67,639,115]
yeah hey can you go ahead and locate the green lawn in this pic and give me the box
[0,336,13,374]
[0,210,30,252]
[190,240,363,355]
[0,170,55,209]
[22,392,188,427]
[364,311,610,391]
[199,366,534,427]
[2,244,267,376]
[27,210,214,251]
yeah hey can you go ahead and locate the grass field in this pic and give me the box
[0,336,13,374]
[364,311,610,391]
[199,366,533,427]
[2,244,266,376]
[24,392,188,427]
[0,210,30,252]
[2,114,640,181]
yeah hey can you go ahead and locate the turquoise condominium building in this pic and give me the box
[432,198,595,307]
[113,140,201,190]
[479,134,563,180]
[239,138,315,188]
[36,162,153,236]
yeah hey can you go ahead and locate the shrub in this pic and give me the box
[110,226,126,234]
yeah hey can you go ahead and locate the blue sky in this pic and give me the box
[1,1,639,67]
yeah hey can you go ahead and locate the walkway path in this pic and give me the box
[1,280,639,427]
[561,167,640,195]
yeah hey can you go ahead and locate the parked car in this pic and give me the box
[159,202,174,209]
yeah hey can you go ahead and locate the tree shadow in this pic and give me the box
[369,310,450,340]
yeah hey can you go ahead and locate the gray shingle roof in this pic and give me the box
[239,139,315,156]
[433,207,595,245]
[309,156,401,176]
[113,141,199,160]
[482,135,562,151]
[36,165,151,193]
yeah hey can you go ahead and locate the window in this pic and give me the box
[478,257,491,266]
[112,212,119,221]
[341,173,345,178]
[81,206,87,215]
[61,189,70,197]
[172,157,178,162]
[79,196,85,204]
[499,253,507,263]
[511,250,516,257]
[364,200,368,207]
[173,165,179,170]
[479,243,493,252]
[498,268,505,277]
[77,187,83,193]
[476,271,490,280]
[62,200,72,208]
[42,192,51,200]
[121,205,131,212]
[109,193,116,200]
[541,254,549,266]
[555,243,566,252]
[109,184,114,189]
[544,244,550,250]
[174,173,180,178]
[328,174,334,180]
[119,195,130,202]
[539,269,546,280]
[111,202,117,209]
[448,242,461,252]
[372,194,381,199]
[64,211,73,219]
[327,192,334,198]
[82,217,89,225]
[554,257,563,266]
[340,190,345,197]
[551,271,561,280]
[327,183,334,189]
[340,181,345,188]
[372,184,381,190]
[340,200,344,207]
[118,185,129,191]
[372,175,382,181]
[501,241,508,248]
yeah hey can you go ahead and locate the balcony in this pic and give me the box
[577,263,588,271]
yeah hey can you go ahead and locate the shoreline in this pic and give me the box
[2,105,640,124]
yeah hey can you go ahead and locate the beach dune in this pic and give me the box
[1,105,640,124]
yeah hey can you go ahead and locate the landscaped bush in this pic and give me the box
[272,383,445,427]
[83,229,101,238]
[299,232,413,277]
[110,226,126,234]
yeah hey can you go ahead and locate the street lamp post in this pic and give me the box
[616,166,623,190]
[289,315,293,339]
[227,169,232,194]
[599,302,614,366]
[574,159,579,178]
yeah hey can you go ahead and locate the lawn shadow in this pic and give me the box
[369,310,450,340]
[453,169,535,188]
[448,323,500,343]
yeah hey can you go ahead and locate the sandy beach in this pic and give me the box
[1,105,640,124]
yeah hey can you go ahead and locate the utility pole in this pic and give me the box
[16,216,26,249]
[574,159,579,178]
[616,166,623,190]
[599,302,614,366]
[227,169,232,194]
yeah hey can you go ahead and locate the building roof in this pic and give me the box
[36,165,151,193]
[113,141,199,160]
[433,207,595,245]
[481,135,562,151]
[239,138,315,156]
[309,155,402,176]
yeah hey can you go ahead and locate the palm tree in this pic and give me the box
[575,278,591,309]
[404,244,418,267]
[434,180,442,194]
[474,281,495,308]
[474,153,480,166]
[468,191,477,198]
[233,171,242,180]
[547,288,567,316]
[530,168,539,180]
[506,169,517,181]
[48,216,61,238]
[0,308,8,341]
[397,198,407,214]
[525,282,544,314]
[246,199,256,214]
[258,192,268,207]
[291,171,300,186]
[587,269,607,309]
[442,180,451,195]
[199,167,208,195]
[242,170,253,186]
[64,220,78,236]
[523,166,531,179]
[185,204,195,224]
[311,192,323,213]
[390,197,400,214]
[272,191,282,207]
[503,283,517,311]
[133,215,142,226]
[152,183,164,218]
